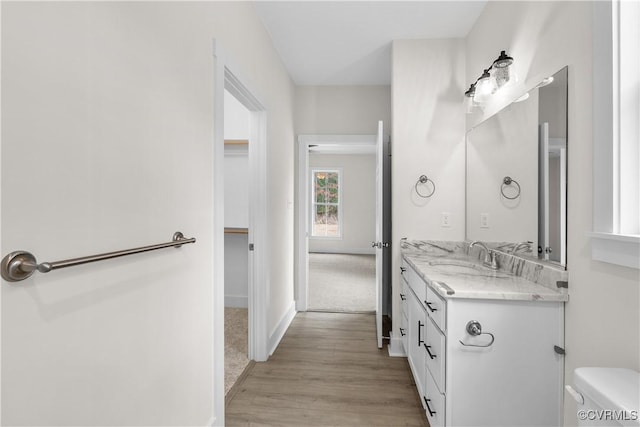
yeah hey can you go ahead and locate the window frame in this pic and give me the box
[591,0,640,269]
[310,168,343,239]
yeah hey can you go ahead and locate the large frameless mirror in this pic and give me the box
[465,66,568,268]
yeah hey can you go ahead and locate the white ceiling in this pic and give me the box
[253,1,487,86]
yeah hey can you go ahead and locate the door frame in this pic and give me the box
[296,134,384,312]
[213,40,270,425]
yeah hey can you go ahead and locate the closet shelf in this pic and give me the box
[224,139,249,145]
[224,227,249,235]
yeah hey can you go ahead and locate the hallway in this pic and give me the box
[225,312,427,426]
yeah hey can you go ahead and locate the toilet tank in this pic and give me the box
[567,368,640,427]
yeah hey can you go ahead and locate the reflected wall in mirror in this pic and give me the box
[466,67,568,268]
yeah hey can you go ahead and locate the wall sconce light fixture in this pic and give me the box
[465,50,515,105]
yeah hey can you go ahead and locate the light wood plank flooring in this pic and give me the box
[226,312,428,426]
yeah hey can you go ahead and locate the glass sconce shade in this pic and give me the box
[493,66,511,89]
[473,69,493,103]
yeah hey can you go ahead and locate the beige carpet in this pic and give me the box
[224,307,249,395]
[308,253,376,312]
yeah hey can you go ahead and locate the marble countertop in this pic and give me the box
[401,240,569,302]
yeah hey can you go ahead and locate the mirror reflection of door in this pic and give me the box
[538,67,568,266]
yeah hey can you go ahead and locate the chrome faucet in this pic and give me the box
[511,241,533,254]
[469,241,499,270]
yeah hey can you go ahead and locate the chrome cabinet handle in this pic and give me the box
[459,320,495,348]
[423,396,436,416]
[423,343,436,359]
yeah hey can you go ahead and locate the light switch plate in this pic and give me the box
[441,212,451,228]
[480,213,490,228]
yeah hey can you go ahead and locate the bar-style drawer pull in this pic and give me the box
[425,301,438,312]
[1,231,196,282]
[400,293,406,300]
[423,343,436,359]
[400,328,406,337]
[423,396,436,417]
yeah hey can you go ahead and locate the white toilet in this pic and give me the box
[566,367,640,427]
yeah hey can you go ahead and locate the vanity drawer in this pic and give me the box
[402,259,426,305]
[426,284,447,332]
[424,368,446,427]
[425,315,446,394]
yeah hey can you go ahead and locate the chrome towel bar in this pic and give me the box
[1,231,196,283]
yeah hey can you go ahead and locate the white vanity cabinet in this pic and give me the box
[400,262,427,405]
[401,258,565,427]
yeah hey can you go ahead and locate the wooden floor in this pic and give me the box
[226,312,428,426]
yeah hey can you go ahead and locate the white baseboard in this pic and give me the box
[268,301,297,356]
[309,248,375,255]
[224,295,248,308]
[387,332,406,357]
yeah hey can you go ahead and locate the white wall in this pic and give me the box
[465,2,639,425]
[224,89,250,140]
[224,151,249,228]
[224,234,249,308]
[295,85,391,134]
[308,153,376,254]
[1,2,295,425]
[390,39,466,351]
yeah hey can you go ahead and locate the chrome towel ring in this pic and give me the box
[415,175,436,198]
[459,320,495,348]
[501,176,521,200]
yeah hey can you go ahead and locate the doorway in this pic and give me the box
[296,130,391,347]
[223,89,251,395]
[212,50,271,424]
[306,154,376,313]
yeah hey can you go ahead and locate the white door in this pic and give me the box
[375,120,384,349]
[1,8,218,424]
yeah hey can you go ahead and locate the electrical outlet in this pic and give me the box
[480,213,490,228]
[441,212,451,227]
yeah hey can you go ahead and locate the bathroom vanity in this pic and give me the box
[400,240,568,427]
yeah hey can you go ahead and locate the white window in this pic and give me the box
[591,0,640,269]
[311,169,342,238]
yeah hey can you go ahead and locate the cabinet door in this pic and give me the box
[447,299,564,426]
[407,289,426,404]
